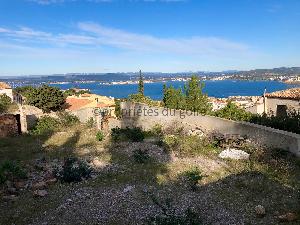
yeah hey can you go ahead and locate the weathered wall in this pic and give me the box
[0,114,19,137]
[266,98,300,115]
[0,89,13,100]
[120,102,300,156]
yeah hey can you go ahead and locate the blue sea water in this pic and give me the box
[50,80,295,100]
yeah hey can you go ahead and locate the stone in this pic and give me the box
[277,212,298,222]
[14,181,26,189]
[92,157,106,168]
[218,148,250,160]
[255,205,266,217]
[33,190,48,197]
[45,178,57,185]
[32,181,47,190]
[123,185,135,193]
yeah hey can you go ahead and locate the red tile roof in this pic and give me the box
[65,98,92,111]
[265,88,300,100]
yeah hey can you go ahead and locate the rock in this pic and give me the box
[92,157,106,169]
[218,148,250,160]
[123,185,135,193]
[32,181,47,190]
[2,195,18,201]
[277,212,298,222]
[14,181,26,189]
[33,190,48,197]
[45,178,57,185]
[255,205,266,217]
[188,128,204,137]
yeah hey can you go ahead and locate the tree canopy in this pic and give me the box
[26,85,66,113]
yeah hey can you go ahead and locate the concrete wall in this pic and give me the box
[120,102,300,156]
[0,114,19,137]
[0,89,13,100]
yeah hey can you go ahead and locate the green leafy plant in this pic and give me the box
[182,167,203,191]
[31,116,60,135]
[147,194,203,225]
[86,117,96,128]
[96,131,104,141]
[56,157,92,183]
[214,101,252,121]
[0,160,27,184]
[111,127,145,142]
[26,85,65,113]
[133,148,150,163]
[57,111,80,127]
[0,94,12,114]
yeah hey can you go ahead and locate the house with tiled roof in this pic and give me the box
[265,88,300,116]
[0,82,13,100]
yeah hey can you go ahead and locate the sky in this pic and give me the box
[0,0,300,76]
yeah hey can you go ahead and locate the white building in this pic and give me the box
[0,82,13,100]
[245,88,300,116]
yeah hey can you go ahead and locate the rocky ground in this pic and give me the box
[0,125,300,225]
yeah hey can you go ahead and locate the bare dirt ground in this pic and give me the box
[0,125,299,225]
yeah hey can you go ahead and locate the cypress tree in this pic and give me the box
[138,70,144,95]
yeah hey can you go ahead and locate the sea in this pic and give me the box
[49,80,297,100]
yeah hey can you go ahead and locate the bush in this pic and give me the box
[147,194,203,225]
[26,85,65,113]
[162,135,216,156]
[0,94,12,114]
[182,167,203,191]
[57,111,80,127]
[86,117,95,128]
[31,116,60,135]
[56,157,92,183]
[127,93,160,107]
[111,127,145,142]
[0,160,27,184]
[133,149,150,163]
[250,110,300,134]
[214,101,252,121]
[96,131,104,141]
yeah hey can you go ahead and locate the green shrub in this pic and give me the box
[147,194,202,225]
[162,135,217,156]
[57,111,80,127]
[26,85,65,113]
[111,127,145,142]
[0,160,27,184]
[0,94,12,114]
[182,167,203,191]
[214,101,252,121]
[31,116,60,135]
[56,157,92,183]
[250,110,300,134]
[127,93,160,107]
[96,131,104,141]
[86,117,95,128]
[133,149,150,163]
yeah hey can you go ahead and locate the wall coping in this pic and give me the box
[121,101,300,139]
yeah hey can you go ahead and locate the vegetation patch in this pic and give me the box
[55,157,92,183]
[133,148,151,163]
[0,160,27,184]
[111,127,145,142]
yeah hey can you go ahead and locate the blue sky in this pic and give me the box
[0,0,300,76]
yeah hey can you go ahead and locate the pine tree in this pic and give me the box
[185,75,212,114]
[162,85,186,110]
[138,70,144,95]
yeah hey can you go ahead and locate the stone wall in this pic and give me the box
[0,114,19,137]
[120,102,300,157]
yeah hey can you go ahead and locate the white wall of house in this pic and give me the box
[266,98,300,115]
[0,88,13,100]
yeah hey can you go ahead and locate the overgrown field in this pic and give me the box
[0,123,300,225]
